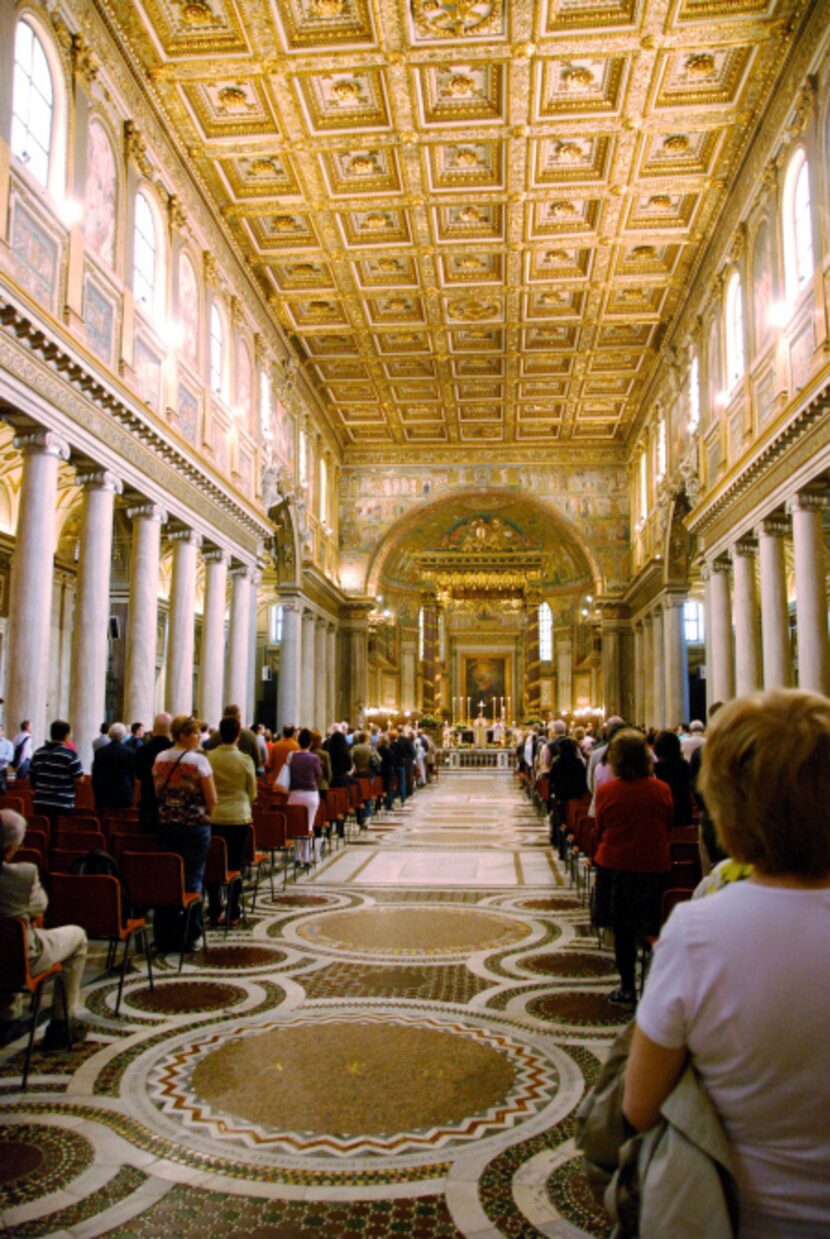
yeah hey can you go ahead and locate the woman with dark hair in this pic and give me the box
[287,727,322,867]
[625,690,830,1237]
[593,728,673,1008]
[325,726,352,788]
[653,728,693,827]
[549,737,588,854]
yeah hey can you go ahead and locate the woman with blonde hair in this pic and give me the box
[625,689,830,1238]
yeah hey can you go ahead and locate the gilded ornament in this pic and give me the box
[250,158,277,177]
[272,215,298,232]
[458,205,483,223]
[349,154,376,175]
[412,0,502,39]
[310,0,346,15]
[453,148,480,168]
[331,79,362,104]
[180,1,215,25]
[445,74,476,98]
[362,212,388,231]
[684,53,717,79]
[562,65,593,92]
[549,201,575,218]
[377,258,400,273]
[647,194,672,209]
[553,141,583,164]
[663,134,689,154]
[218,85,250,110]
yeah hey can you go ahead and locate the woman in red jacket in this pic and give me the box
[593,728,673,1009]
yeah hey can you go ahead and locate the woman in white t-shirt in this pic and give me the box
[625,689,830,1239]
[152,715,217,952]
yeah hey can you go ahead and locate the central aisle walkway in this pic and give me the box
[1,773,622,1238]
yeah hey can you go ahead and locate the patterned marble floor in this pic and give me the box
[0,773,617,1238]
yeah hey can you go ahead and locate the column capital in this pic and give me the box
[789,490,829,514]
[710,556,732,574]
[230,562,253,580]
[169,528,202,547]
[75,467,123,495]
[315,615,328,629]
[731,537,757,559]
[756,514,791,540]
[128,502,168,524]
[14,430,71,461]
[203,547,230,566]
[279,594,303,614]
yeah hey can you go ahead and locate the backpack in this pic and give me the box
[69,848,131,922]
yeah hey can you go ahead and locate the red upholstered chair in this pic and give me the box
[0,917,70,1088]
[53,830,106,853]
[56,815,102,834]
[253,810,290,897]
[121,851,205,973]
[110,833,159,864]
[203,836,244,933]
[14,848,46,880]
[50,847,95,874]
[47,874,154,1015]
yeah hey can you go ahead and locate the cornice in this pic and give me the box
[622,559,666,618]
[0,285,271,551]
[685,368,830,547]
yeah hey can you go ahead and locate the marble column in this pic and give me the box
[731,539,761,697]
[524,600,541,717]
[300,608,316,726]
[756,515,793,689]
[633,622,645,725]
[663,597,690,727]
[651,608,665,728]
[708,559,735,704]
[555,635,573,714]
[400,637,418,713]
[247,570,260,726]
[277,598,302,730]
[790,492,829,694]
[348,609,370,727]
[125,503,167,729]
[601,623,622,719]
[165,529,201,716]
[69,469,123,769]
[326,623,337,728]
[226,565,251,714]
[6,432,70,745]
[199,548,228,727]
[314,617,327,731]
[642,614,655,726]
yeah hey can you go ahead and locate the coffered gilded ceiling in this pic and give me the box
[100,0,807,455]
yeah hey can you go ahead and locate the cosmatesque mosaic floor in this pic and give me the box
[0,773,619,1238]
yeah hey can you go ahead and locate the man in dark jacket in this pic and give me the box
[203,704,261,773]
[91,722,135,812]
[134,712,173,829]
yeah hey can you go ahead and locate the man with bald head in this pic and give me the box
[134,713,173,829]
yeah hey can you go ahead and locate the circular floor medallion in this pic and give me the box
[0,1123,94,1206]
[527,991,629,1026]
[272,894,334,909]
[148,1013,558,1156]
[294,906,531,957]
[547,1155,612,1237]
[128,980,248,1014]
[520,898,578,912]
[523,951,617,979]
[196,945,287,970]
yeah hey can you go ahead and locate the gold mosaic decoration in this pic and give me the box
[97,0,806,451]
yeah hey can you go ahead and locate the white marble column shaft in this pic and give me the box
[732,541,761,696]
[790,493,829,694]
[277,600,302,730]
[300,609,316,727]
[69,470,122,769]
[757,518,793,689]
[166,530,201,716]
[633,624,645,725]
[247,571,259,725]
[125,504,167,730]
[601,625,621,718]
[226,565,251,714]
[199,549,228,726]
[663,598,690,727]
[401,639,417,713]
[708,561,735,704]
[350,622,369,727]
[6,432,70,745]
[327,624,337,727]
[642,617,655,725]
[314,619,327,732]
[651,608,665,728]
[555,636,573,713]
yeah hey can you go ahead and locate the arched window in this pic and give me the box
[11,18,56,191]
[259,367,272,440]
[688,353,700,432]
[83,120,116,266]
[319,455,328,523]
[538,601,553,661]
[209,302,225,397]
[133,191,158,311]
[656,415,667,480]
[783,150,814,302]
[724,271,745,390]
[178,251,199,367]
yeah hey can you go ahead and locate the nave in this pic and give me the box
[0,773,621,1239]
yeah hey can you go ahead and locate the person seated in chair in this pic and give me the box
[0,810,88,1049]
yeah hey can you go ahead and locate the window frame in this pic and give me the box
[209,300,226,400]
[724,270,745,392]
[688,353,700,433]
[538,601,553,662]
[782,147,814,305]
[11,14,66,198]
[133,187,162,318]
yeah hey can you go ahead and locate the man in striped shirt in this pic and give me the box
[30,720,84,826]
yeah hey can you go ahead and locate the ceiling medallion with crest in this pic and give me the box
[411,0,503,39]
